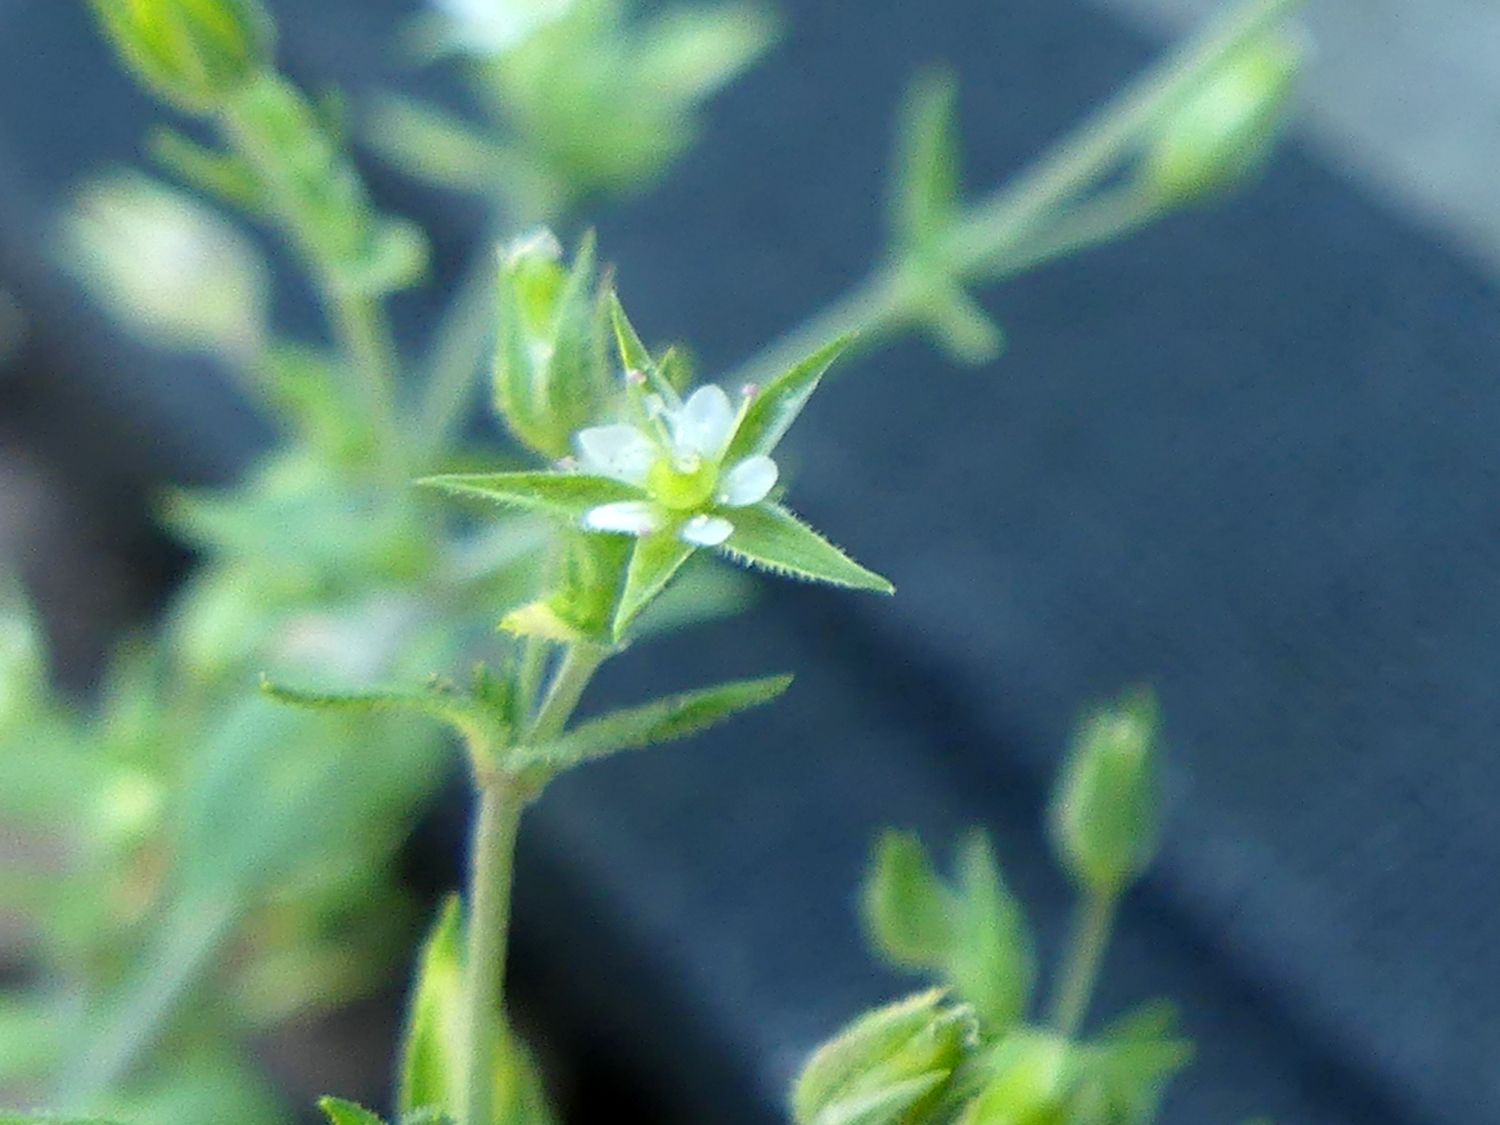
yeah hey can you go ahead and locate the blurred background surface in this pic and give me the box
[3,2,1500,1125]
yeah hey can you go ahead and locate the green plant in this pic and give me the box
[2,1,1303,1123]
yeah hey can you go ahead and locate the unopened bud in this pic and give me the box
[493,230,617,460]
[956,1031,1072,1125]
[1048,690,1161,896]
[61,173,269,359]
[1141,28,1305,203]
[88,0,274,113]
[792,990,974,1125]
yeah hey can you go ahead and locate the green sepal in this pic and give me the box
[398,898,465,1120]
[860,830,1034,1035]
[792,990,972,1125]
[504,530,631,645]
[509,674,792,774]
[420,471,638,525]
[607,290,679,407]
[945,830,1035,1033]
[889,68,962,258]
[614,531,697,640]
[1077,1001,1193,1125]
[721,504,893,594]
[723,336,853,465]
[956,1031,1074,1125]
[260,671,511,763]
[319,1097,388,1125]
[861,829,954,970]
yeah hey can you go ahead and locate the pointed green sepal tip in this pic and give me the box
[398,897,465,1119]
[792,989,974,1125]
[1048,688,1162,897]
[724,334,857,465]
[861,829,1034,1034]
[721,504,894,595]
[318,1097,389,1125]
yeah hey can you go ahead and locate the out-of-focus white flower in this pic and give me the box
[575,384,778,547]
[431,0,577,55]
[61,173,268,360]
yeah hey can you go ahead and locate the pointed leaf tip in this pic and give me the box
[724,335,856,464]
[720,504,893,594]
[319,1098,389,1125]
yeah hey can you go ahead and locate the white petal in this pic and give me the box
[584,501,663,536]
[671,385,735,459]
[679,514,734,547]
[718,455,778,507]
[574,424,656,485]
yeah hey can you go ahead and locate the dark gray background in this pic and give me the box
[0,2,1495,1124]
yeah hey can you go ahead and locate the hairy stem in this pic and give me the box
[1047,887,1117,1039]
[457,777,526,1125]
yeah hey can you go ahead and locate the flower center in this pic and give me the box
[647,452,717,511]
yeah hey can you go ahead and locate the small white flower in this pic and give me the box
[432,0,576,55]
[573,384,778,546]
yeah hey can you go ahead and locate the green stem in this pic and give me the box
[329,286,409,484]
[457,777,526,1125]
[527,642,607,741]
[727,0,1300,389]
[1047,887,1117,1039]
[59,895,241,1110]
[454,641,605,1125]
[416,233,503,465]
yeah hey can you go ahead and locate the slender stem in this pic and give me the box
[527,642,607,742]
[416,233,503,465]
[1047,887,1117,1039]
[328,286,409,484]
[454,641,605,1125]
[516,636,549,729]
[727,0,1301,389]
[457,778,525,1125]
[59,895,240,1110]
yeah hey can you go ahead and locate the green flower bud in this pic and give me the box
[1048,690,1161,897]
[88,0,275,113]
[1141,28,1305,203]
[493,229,616,461]
[792,990,975,1125]
[957,1032,1073,1125]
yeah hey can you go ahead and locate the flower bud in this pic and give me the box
[493,230,616,461]
[61,173,269,360]
[1048,690,1161,897]
[792,990,974,1125]
[88,0,275,113]
[956,1031,1072,1125]
[1140,28,1305,203]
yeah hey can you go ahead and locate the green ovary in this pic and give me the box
[647,454,717,510]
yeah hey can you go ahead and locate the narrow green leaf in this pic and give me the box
[150,125,267,215]
[511,674,792,774]
[261,678,507,757]
[721,504,893,594]
[613,530,696,640]
[723,336,853,464]
[889,68,962,256]
[398,897,465,1119]
[860,830,954,970]
[419,471,638,524]
[945,829,1035,1032]
[319,1097,389,1125]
